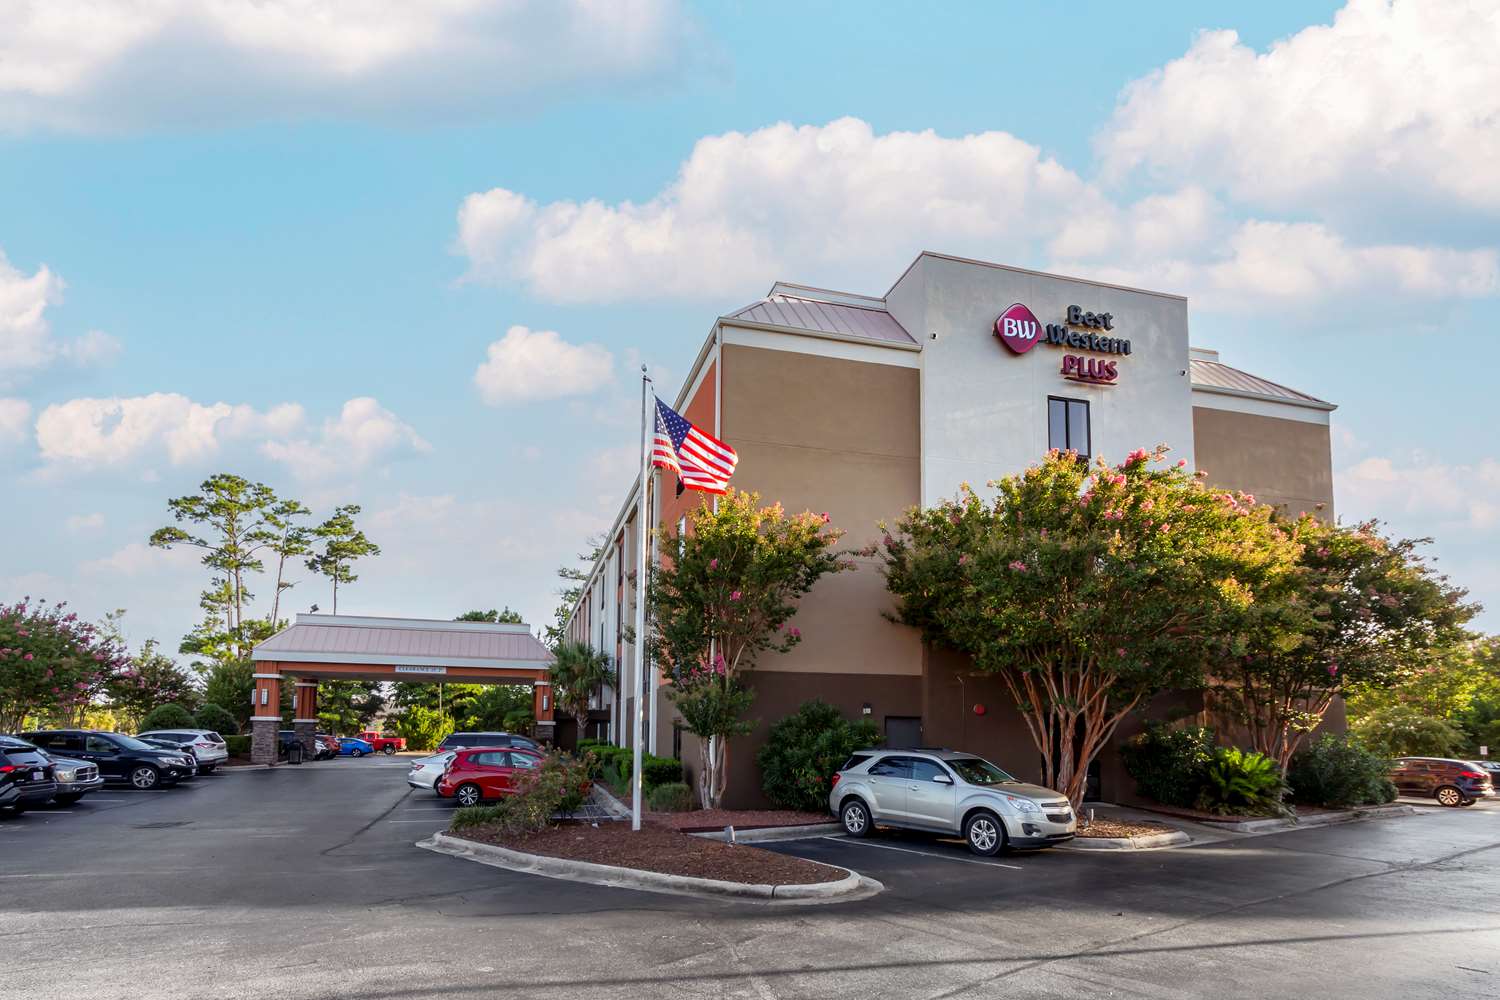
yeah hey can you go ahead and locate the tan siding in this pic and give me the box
[1193,406,1334,518]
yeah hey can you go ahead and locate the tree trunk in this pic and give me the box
[699,735,727,810]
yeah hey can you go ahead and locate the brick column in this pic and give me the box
[293,680,319,757]
[533,677,556,746]
[250,671,283,765]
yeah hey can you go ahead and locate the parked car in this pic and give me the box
[828,748,1077,855]
[1389,757,1497,806]
[439,731,541,753]
[406,750,456,790]
[1474,760,1500,785]
[138,737,199,778]
[435,747,543,806]
[313,734,340,760]
[41,752,105,806]
[358,731,406,755]
[1,735,57,815]
[138,729,229,773]
[337,736,375,757]
[21,729,194,790]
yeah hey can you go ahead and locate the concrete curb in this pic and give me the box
[418,831,881,903]
[690,822,843,843]
[1212,802,1417,833]
[1060,830,1191,851]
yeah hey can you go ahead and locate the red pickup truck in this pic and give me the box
[358,731,407,755]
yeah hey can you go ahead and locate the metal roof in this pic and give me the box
[1190,358,1335,410]
[725,292,917,347]
[252,614,552,669]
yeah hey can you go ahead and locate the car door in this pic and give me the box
[503,751,539,795]
[1389,760,1412,794]
[865,756,912,822]
[905,758,958,830]
[81,734,125,780]
[468,751,510,797]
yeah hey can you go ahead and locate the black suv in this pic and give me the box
[22,730,195,790]
[1,735,57,815]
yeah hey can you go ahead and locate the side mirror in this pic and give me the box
[932,774,953,785]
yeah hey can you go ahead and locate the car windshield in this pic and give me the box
[946,756,1018,785]
[111,735,158,751]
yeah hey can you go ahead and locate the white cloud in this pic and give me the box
[0,397,29,443]
[0,248,120,384]
[1099,0,1500,221]
[0,0,696,133]
[473,325,615,404]
[80,541,198,577]
[65,512,105,532]
[1339,455,1500,532]
[259,396,430,479]
[457,116,1107,302]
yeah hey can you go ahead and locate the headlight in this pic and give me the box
[56,770,76,782]
[1003,794,1041,814]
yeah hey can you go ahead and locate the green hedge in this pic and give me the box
[139,703,198,732]
[224,734,252,757]
[193,702,238,736]
[1287,734,1397,807]
[576,740,681,793]
[647,782,695,812]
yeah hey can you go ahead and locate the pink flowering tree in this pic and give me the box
[1224,516,1476,771]
[650,491,851,808]
[0,598,129,732]
[883,447,1300,808]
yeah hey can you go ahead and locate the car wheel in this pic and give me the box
[382,745,396,755]
[964,810,1006,856]
[53,795,83,807]
[840,799,872,838]
[130,766,161,790]
[200,765,215,775]
[1435,785,1465,807]
[455,783,483,808]
[2,804,26,816]
[351,748,366,758]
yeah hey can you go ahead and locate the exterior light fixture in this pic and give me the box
[861,702,872,716]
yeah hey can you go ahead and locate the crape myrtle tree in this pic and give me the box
[883,448,1300,809]
[1224,516,1477,771]
[0,598,129,732]
[650,491,852,809]
[108,638,202,730]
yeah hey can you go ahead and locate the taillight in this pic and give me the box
[1459,770,1485,779]
[831,773,842,788]
[195,741,214,748]
[0,765,15,773]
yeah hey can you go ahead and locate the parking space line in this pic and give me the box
[820,835,1023,870]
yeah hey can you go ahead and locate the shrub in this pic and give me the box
[391,705,454,751]
[1351,705,1468,759]
[643,755,683,789]
[139,703,197,732]
[647,781,695,812]
[1287,734,1396,807]
[1195,747,1289,817]
[193,702,238,736]
[757,699,881,813]
[1120,723,1216,809]
[224,734,251,757]
[448,752,594,835]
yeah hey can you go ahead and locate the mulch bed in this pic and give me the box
[455,821,843,886]
[1122,801,1317,823]
[650,808,831,833]
[1075,818,1173,839]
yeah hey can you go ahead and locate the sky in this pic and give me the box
[1,0,1497,659]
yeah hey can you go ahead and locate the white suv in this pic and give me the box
[138,729,230,773]
[828,748,1077,855]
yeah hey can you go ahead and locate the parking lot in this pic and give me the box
[5,756,1499,1000]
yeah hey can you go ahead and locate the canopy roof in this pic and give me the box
[252,614,553,671]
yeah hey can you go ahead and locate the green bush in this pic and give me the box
[1351,705,1468,759]
[1287,734,1396,807]
[448,752,594,835]
[580,743,682,792]
[224,734,251,757]
[391,705,454,751]
[643,755,683,789]
[647,781,696,812]
[1195,747,1289,817]
[757,699,881,812]
[193,702,238,736]
[1120,723,1217,809]
[139,703,198,732]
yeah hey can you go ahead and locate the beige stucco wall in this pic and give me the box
[1193,406,1334,518]
[720,341,923,677]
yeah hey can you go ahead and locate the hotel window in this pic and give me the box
[1047,396,1090,458]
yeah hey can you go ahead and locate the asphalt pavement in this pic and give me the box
[4,756,1498,1000]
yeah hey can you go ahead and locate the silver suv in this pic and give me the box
[828,748,1077,855]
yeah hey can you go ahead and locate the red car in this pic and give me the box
[358,731,407,755]
[436,747,543,806]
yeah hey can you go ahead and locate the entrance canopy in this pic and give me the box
[252,613,553,684]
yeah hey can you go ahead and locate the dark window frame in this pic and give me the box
[1047,395,1091,458]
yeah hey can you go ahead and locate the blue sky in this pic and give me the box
[2,0,1496,655]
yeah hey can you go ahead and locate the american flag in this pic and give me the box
[652,397,737,494]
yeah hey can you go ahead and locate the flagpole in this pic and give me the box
[632,366,651,832]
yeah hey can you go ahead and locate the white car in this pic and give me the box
[138,729,231,773]
[406,750,455,790]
